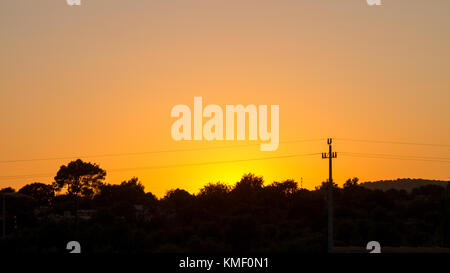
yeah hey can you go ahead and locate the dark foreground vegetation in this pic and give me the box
[1,159,449,253]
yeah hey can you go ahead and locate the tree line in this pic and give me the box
[0,159,449,253]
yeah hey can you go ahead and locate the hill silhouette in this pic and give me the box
[360,178,450,192]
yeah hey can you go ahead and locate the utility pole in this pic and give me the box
[322,138,337,253]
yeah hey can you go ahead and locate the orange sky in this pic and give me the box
[1,0,449,197]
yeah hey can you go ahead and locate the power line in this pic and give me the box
[1,152,449,181]
[0,139,325,164]
[335,138,450,148]
[0,152,322,181]
[108,152,321,173]
[2,138,449,182]
[340,152,450,163]
[341,152,450,161]
[1,137,448,164]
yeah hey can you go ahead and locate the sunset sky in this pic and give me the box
[1,0,449,197]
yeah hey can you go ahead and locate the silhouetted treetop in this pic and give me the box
[97,177,147,205]
[315,180,339,191]
[18,182,55,206]
[343,177,359,189]
[53,159,106,198]
[268,180,298,196]
[163,188,194,208]
[199,182,230,197]
[0,187,15,194]
[232,173,263,195]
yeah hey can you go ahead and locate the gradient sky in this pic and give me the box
[1,0,449,197]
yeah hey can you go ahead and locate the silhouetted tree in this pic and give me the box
[315,180,338,191]
[343,177,359,189]
[199,182,229,197]
[18,182,55,206]
[0,187,15,193]
[162,188,195,225]
[97,177,146,204]
[269,180,298,196]
[231,173,264,202]
[53,159,106,198]
[198,182,230,210]
[145,192,158,204]
[163,188,193,208]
